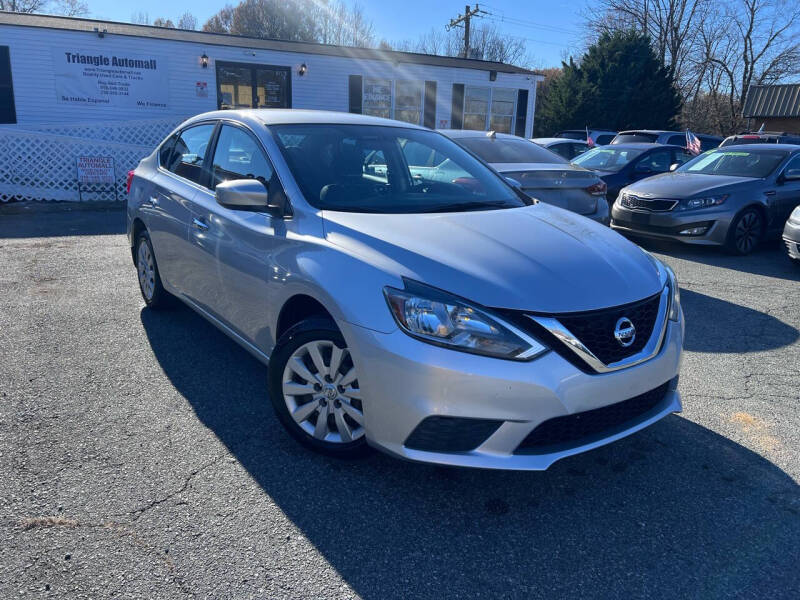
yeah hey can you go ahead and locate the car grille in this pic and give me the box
[404,416,504,453]
[553,293,661,365]
[515,382,670,453]
[620,194,677,212]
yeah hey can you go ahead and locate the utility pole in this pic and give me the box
[446,4,485,59]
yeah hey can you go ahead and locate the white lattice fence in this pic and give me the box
[0,118,183,203]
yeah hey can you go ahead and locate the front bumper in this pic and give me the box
[783,218,800,260]
[339,311,683,470]
[611,203,733,246]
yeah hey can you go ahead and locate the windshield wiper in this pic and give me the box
[421,200,518,213]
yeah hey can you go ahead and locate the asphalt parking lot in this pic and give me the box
[1,205,798,599]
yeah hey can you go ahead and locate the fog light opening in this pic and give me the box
[678,226,709,236]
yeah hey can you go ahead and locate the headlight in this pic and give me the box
[790,205,800,223]
[664,265,681,322]
[384,281,547,361]
[683,194,727,210]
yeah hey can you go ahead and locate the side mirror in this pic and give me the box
[669,163,680,172]
[783,168,800,182]
[504,176,522,190]
[216,179,285,216]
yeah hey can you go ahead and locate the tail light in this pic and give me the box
[126,170,135,195]
[586,180,607,196]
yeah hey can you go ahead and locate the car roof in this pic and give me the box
[531,137,582,145]
[437,129,523,140]
[616,129,722,140]
[557,129,616,134]
[595,142,679,150]
[183,108,427,129]
[713,143,799,152]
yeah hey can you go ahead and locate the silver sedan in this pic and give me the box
[127,109,683,470]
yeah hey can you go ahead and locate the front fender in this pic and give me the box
[270,241,403,341]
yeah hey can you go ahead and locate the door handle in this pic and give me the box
[192,217,209,231]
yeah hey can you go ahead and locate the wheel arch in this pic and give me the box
[275,294,336,341]
[130,217,147,263]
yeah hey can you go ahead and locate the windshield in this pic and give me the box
[455,137,567,164]
[271,124,527,213]
[678,149,787,178]
[571,146,645,171]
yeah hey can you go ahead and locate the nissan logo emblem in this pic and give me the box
[614,317,636,347]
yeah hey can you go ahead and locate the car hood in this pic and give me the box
[323,204,664,313]
[625,172,758,198]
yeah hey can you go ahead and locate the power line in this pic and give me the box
[482,12,582,36]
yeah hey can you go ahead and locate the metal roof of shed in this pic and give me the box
[0,11,539,76]
[742,84,800,118]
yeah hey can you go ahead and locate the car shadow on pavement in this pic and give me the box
[140,305,800,599]
[0,206,125,238]
[680,288,799,353]
[634,237,800,282]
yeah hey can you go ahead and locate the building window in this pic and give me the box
[489,88,516,134]
[363,78,392,119]
[463,86,490,130]
[0,46,16,125]
[394,81,423,125]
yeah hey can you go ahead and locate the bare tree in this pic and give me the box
[398,23,528,65]
[53,0,88,16]
[0,0,48,11]
[152,18,176,28]
[1,0,87,14]
[177,12,198,31]
[130,11,150,25]
[586,0,800,134]
[316,1,374,47]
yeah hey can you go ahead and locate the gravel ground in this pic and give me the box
[1,206,798,599]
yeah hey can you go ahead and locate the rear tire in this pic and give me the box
[726,207,764,255]
[135,231,174,309]
[268,317,370,458]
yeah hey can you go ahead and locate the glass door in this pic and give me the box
[216,62,291,110]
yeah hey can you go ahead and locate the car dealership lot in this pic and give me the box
[1,207,798,599]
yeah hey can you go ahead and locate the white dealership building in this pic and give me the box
[0,11,541,202]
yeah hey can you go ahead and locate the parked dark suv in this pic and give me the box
[720,132,800,147]
[612,130,722,151]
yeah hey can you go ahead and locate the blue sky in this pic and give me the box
[84,0,588,68]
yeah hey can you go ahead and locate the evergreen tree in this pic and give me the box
[536,31,681,136]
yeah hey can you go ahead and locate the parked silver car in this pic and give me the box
[784,204,800,262]
[531,137,590,160]
[128,109,684,470]
[611,144,800,254]
[439,129,609,224]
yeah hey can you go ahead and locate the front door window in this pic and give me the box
[217,62,291,110]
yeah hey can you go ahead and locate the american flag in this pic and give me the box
[685,130,701,155]
[586,126,595,148]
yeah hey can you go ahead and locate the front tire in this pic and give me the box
[268,318,369,458]
[135,231,173,308]
[726,207,764,255]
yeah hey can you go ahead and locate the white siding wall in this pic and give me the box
[0,24,538,135]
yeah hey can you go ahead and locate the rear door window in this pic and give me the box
[165,124,216,186]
